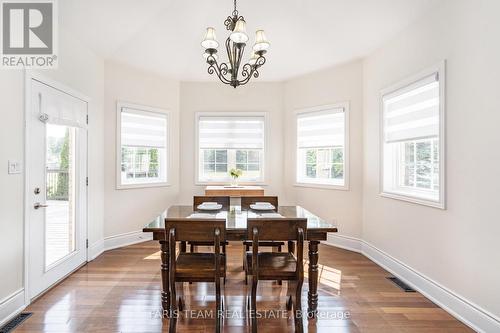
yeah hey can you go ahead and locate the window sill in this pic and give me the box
[294,182,348,191]
[195,181,267,186]
[116,182,171,190]
[380,191,445,209]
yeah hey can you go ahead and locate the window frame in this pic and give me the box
[194,111,268,185]
[116,101,170,190]
[294,102,350,190]
[379,61,446,209]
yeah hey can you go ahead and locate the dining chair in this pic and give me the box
[166,219,226,333]
[245,218,307,333]
[189,196,230,258]
[241,196,285,284]
[193,196,230,210]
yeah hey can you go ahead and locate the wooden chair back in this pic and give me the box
[246,218,307,241]
[166,219,226,242]
[167,219,225,332]
[193,196,230,210]
[247,218,307,284]
[241,196,278,210]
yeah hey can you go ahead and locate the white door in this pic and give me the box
[27,78,88,299]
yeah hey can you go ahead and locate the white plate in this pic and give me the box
[197,203,223,211]
[250,204,275,211]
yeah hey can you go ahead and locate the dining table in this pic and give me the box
[142,204,338,315]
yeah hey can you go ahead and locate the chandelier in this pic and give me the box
[201,0,270,88]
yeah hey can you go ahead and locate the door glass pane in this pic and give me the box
[45,124,76,268]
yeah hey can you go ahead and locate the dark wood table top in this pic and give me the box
[143,205,337,240]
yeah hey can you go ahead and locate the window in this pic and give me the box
[296,104,349,188]
[197,114,265,183]
[381,63,445,208]
[117,102,169,188]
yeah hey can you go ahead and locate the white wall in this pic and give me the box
[178,82,286,204]
[283,60,364,240]
[103,61,180,238]
[0,70,25,310]
[0,29,105,317]
[363,0,500,323]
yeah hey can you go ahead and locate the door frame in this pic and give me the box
[23,70,90,305]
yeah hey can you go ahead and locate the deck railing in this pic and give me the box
[46,169,69,200]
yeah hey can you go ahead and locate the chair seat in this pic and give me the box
[242,240,285,247]
[188,241,229,246]
[245,252,297,280]
[176,253,225,280]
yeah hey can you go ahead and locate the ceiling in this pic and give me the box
[59,0,439,81]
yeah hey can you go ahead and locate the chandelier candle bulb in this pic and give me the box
[201,27,219,49]
[253,30,270,52]
[230,19,249,44]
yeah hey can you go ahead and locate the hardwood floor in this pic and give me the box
[18,241,473,332]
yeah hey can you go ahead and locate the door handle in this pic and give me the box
[34,202,49,209]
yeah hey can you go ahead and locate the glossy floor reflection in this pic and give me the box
[18,242,473,332]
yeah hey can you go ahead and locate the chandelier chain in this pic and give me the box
[232,0,238,17]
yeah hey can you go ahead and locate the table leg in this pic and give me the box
[160,240,170,313]
[308,240,319,315]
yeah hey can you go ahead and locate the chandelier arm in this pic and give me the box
[254,55,266,68]
[239,67,257,85]
[207,58,232,85]
[239,62,260,85]
[239,54,266,85]
[241,63,253,78]
[215,64,232,84]
[241,54,265,76]
[215,68,232,85]
[219,62,230,76]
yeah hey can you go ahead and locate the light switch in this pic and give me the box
[8,160,22,174]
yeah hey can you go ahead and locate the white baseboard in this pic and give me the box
[88,239,104,261]
[0,288,26,327]
[324,233,362,253]
[103,230,153,252]
[87,231,153,261]
[323,236,500,332]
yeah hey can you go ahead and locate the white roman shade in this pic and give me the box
[198,116,265,149]
[383,73,439,143]
[121,108,167,148]
[297,108,345,149]
[34,80,87,128]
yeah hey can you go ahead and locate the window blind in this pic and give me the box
[198,116,265,149]
[383,73,439,143]
[297,108,345,148]
[121,108,167,148]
